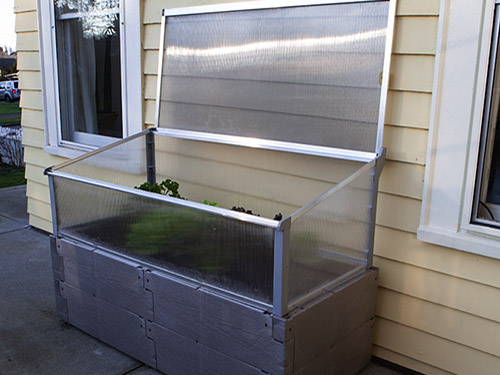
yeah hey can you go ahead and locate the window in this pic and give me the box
[38,0,142,156]
[418,0,500,259]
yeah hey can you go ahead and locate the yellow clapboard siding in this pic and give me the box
[26,180,50,204]
[396,0,440,16]
[373,345,456,375]
[374,226,500,289]
[144,98,156,125]
[14,0,37,13]
[20,90,43,110]
[374,256,500,323]
[389,54,435,93]
[383,125,428,164]
[144,50,158,75]
[144,24,161,50]
[144,0,249,24]
[376,287,500,357]
[376,193,421,233]
[29,214,53,234]
[21,108,44,130]
[386,90,432,129]
[16,31,38,51]
[15,10,38,32]
[27,197,52,222]
[374,317,500,375]
[24,146,65,169]
[25,162,48,186]
[393,16,438,55]
[19,71,41,90]
[144,74,157,100]
[17,51,40,71]
[22,127,45,148]
[379,161,424,200]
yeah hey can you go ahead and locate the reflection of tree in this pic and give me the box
[55,0,119,39]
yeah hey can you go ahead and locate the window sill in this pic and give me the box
[44,144,96,160]
[417,225,500,261]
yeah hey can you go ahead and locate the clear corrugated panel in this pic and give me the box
[159,1,389,152]
[53,176,275,304]
[56,134,148,187]
[153,133,362,220]
[287,162,375,304]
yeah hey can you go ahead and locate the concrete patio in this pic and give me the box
[0,185,412,375]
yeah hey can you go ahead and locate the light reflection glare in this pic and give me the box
[55,0,119,39]
[167,28,386,58]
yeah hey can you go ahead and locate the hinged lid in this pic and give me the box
[155,0,395,160]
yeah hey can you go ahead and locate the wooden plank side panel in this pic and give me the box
[25,162,48,185]
[15,10,38,32]
[24,146,65,169]
[393,16,438,55]
[376,287,500,357]
[144,24,161,50]
[148,270,289,375]
[374,226,500,289]
[144,50,158,75]
[374,317,500,375]
[374,256,500,323]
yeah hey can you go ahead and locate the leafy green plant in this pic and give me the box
[135,178,185,199]
[201,200,218,207]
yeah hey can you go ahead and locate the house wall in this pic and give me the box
[15,0,500,374]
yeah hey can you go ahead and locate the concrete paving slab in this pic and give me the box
[0,185,28,225]
[0,227,144,375]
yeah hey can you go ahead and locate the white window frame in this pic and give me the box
[37,0,142,158]
[418,0,500,259]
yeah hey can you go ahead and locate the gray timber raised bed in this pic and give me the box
[45,1,395,374]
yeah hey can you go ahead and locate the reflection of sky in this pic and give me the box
[167,28,386,58]
[55,0,118,39]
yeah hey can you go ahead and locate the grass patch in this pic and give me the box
[0,101,21,116]
[0,163,26,188]
[0,116,21,125]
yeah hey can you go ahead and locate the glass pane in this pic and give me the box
[159,1,389,152]
[56,134,148,186]
[55,3,122,143]
[53,176,275,304]
[474,6,500,225]
[287,162,375,304]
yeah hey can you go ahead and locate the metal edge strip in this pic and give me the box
[288,157,376,222]
[154,128,376,162]
[376,0,396,154]
[154,15,167,128]
[49,170,279,229]
[47,129,151,172]
[162,0,384,17]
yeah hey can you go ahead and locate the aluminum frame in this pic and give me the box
[155,0,396,159]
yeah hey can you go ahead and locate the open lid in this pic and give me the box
[155,0,395,160]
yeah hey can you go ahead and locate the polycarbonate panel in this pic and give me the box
[56,134,148,187]
[287,162,375,304]
[159,1,389,152]
[53,176,275,304]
